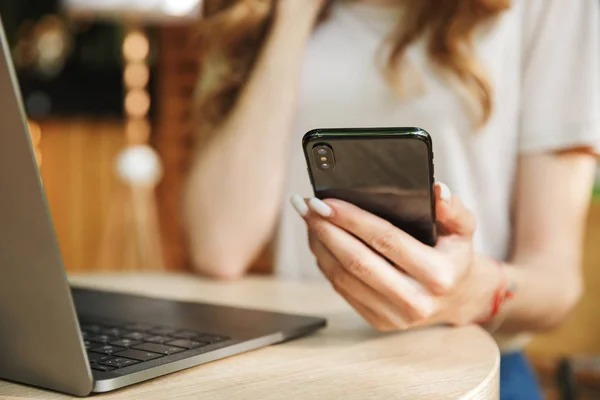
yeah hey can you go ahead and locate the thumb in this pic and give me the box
[435,182,476,237]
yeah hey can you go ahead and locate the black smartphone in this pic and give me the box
[303,127,437,246]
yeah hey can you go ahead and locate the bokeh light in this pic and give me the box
[122,31,149,62]
[125,89,151,118]
[124,63,150,89]
[126,118,151,144]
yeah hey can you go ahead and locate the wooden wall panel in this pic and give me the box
[39,119,124,271]
[154,25,198,273]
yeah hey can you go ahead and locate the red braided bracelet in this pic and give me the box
[477,260,515,325]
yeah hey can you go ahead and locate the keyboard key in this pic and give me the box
[91,364,115,372]
[89,345,126,355]
[132,343,186,355]
[166,340,206,349]
[123,331,149,341]
[171,331,199,339]
[88,335,117,343]
[109,339,142,348]
[87,352,111,363]
[149,327,178,336]
[193,334,229,344]
[146,336,173,344]
[95,319,124,328]
[124,323,156,331]
[114,349,163,362]
[100,357,140,368]
[84,340,102,350]
[81,324,102,333]
[101,328,127,337]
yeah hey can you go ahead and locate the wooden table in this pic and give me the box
[0,273,500,399]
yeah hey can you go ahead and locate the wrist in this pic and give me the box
[475,258,516,328]
[468,255,503,323]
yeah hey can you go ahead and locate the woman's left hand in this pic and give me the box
[292,184,500,331]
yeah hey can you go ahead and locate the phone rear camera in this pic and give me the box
[312,144,335,171]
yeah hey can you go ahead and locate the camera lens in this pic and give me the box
[312,144,335,170]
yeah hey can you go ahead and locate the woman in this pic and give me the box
[184,0,600,398]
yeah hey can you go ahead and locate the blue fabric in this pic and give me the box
[500,352,543,400]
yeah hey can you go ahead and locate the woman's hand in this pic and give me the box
[291,184,501,331]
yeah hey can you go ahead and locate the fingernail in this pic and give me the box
[436,182,452,202]
[308,197,333,217]
[290,194,308,217]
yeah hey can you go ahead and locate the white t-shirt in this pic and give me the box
[275,0,600,281]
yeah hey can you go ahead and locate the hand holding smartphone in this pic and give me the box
[303,127,437,246]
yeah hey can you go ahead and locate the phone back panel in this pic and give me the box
[303,128,437,246]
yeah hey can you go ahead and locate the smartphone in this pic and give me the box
[303,127,437,246]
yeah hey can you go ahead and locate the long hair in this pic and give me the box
[194,0,510,134]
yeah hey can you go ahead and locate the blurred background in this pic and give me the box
[0,0,213,275]
[1,0,600,398]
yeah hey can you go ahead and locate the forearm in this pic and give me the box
[478,153,594,334]
[185,5,320,278]
[474,253,583,335]
[498,257,582,334]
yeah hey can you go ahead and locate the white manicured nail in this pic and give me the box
[436,182,452,202]
[290,194,309,217]
[308,198,333,217]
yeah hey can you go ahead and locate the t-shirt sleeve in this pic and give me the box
[519,0,600,153]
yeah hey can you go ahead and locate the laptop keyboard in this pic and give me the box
[80,319,230,372]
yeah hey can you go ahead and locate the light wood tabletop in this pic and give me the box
[0,273,500,399]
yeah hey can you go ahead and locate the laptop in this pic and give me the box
[0,18,326,396]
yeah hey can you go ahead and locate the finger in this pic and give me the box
[309,235,411,330]
[434,183,476,237]
[290,194,309,218]
[343,290,395,332]
[308,197,454,294]
[306,216,436,319]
